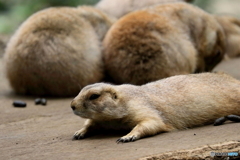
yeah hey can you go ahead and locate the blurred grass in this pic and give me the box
[0,0,212,34]
[193,0,212,11]
[0,0,99,34]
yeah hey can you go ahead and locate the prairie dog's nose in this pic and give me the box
[71,105,76,110]
[71,101,76,110]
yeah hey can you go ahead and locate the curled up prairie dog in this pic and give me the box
[4,6,115,96]
[71,72,240,143]
[103,3,225,85]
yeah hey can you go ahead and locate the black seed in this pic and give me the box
[35,98,42,105]
[214,117,227,126]
[13,100,27,107]
[226,115,240,122]
[41,98,47,105]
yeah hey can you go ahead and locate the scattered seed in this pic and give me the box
[34,98,47,106]
[35,98,42,105]
[41,98,47,105]
[13,100,27,107]
[214,117,227,126]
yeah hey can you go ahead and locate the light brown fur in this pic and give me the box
[71,72,240,143]
[95,0,193,18]
[103,3,225,85]
[4,6,115,97]
[215,15,240,58]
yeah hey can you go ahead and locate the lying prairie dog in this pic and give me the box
[103,2,225,85]
[215,15,240,58]
[95,0,194,18]
[71,72,240,143]
[4,6,115,97]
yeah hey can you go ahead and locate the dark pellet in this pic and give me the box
[13,100,27,107]
[35,98,42,105]
[41,98,47,105]
[226,115,240,122]
[213,117,227,126]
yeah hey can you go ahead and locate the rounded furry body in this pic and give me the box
[71,72,240,142]
[96,0,193,18]
[103,3,225,85]
[4,6,115,96]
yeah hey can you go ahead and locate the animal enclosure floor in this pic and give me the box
[1,57,240,160]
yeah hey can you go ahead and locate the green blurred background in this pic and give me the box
[0,0,100,34]
[0,0,239,34]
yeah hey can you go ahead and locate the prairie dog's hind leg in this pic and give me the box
[116,118,174,143]
[72,119,96,140]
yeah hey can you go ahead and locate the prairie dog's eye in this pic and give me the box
[89,94,100,100]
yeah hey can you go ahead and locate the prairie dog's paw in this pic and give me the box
[116,134,140,143]
[72,128,87,140]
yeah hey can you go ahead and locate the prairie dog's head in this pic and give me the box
[196,21,225,72]
[215,15,240,58]
[183,5,226,72]
[71,83,127,120]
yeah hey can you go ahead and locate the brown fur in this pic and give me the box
[4,6,115,97]
[95,0,193,18]
[103,3,225,85]
[71,72,240,142]
[215,15,240,58]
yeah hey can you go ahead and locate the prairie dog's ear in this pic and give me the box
[111,92,118,100]
[104,87,118,100]
[215,15,240,58]
[77,6,116,40]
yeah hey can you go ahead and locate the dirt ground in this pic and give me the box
[1,48,240,160]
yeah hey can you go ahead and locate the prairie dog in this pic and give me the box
[4,6,115,97]
[71,72,240,143]
[215,15,240,58]
[95,0,193,18]
[103,3,225,85]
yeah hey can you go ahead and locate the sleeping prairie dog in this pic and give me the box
[215,15,240,58]
[71,72,240,143]
[103,2,225,85]
[96,0,194,18]
[4,6,115,97]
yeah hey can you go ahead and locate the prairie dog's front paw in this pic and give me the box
[72,128,87,140]
[116,134,140,143]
